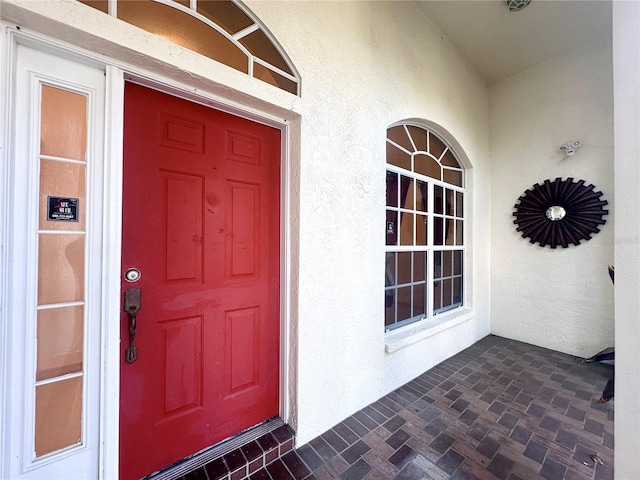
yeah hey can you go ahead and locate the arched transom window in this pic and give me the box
[385,124,465,331]
[79,0,300,95]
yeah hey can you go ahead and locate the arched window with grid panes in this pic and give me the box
[385,123,465,331]
[78,0,300,95]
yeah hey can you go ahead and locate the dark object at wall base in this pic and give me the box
[585,346,614,402]
[597,378,614,403]
[584,347,614,363]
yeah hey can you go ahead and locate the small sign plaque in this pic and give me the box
[47,196,79,222]
[386,221,395,235]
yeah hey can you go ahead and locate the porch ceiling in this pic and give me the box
[414,0,612,84]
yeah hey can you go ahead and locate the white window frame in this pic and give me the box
[385,123,466,333]
[1,41,106,480]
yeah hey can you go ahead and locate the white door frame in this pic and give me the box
[0,26,293,479]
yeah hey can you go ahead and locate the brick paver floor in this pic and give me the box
[182,335,614,480]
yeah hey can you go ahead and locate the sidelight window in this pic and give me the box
[385,124,465,331]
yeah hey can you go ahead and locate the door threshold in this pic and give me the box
[144,417,294,480]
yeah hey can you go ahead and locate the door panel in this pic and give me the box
[164,171,203,281]
[120,83,280,480]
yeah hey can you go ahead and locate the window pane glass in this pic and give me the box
[387,126,413,152]
[386,211,398,246]
[456,191,464,218]
[414,154,440,179]
[38,234,84,305]
[385,290,396,327]
[78,1,108,14]
[443,279,453,308]
[387,143,411,171]
[446,189,455,216]
[413,285,425,318]
[118,0,248,73]
[440,150,461,168]
[385,252,396,287]
[414,251,426,282]
[443,251,452,277]
[197,0,253,35]
[241,29,292,75]
[434,186,443,214]
[35,377,82,457]
[397,252,412,285]
[415,180,428,212]
[400,176,412,209]
[386,171,398,207]
[433,251,442,280]
[400,212,414,245]
[434,216,443,246]
[454,250,463,275]
[428,132,446,161]
[456,220,464,245]
[37,306,83,381]
[443,168,463,187]
[454,277,463,305]
[397,287,412,322]
[445,218,455,245]
[406,125,426,151]
[433,281,442,310]
[416,214,427,246]
[253,63,298,94]
[41,85,87,160]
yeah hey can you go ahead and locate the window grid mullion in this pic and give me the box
[393,253,398,324]
[455,192,459,244]
[410,251,415,318]
[427,181,434,321]
[412,178,417,247]
[406,126,418,153]
[387,164,463,193]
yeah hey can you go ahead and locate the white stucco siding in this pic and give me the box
[247,1,491,445]
[489,39,614,358]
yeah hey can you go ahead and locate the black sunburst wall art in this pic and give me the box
[513,177,608,249]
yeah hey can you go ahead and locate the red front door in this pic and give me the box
[119,83,281,480]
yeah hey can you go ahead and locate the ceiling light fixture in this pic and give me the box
[505,0,532,12]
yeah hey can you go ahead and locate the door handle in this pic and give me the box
[123,287,141,364]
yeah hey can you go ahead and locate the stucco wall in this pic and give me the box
[247,1,492,445]
[489,40,614,358]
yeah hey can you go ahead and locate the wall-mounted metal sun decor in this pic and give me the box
[506,0,532,12]
[513,177,608,249]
